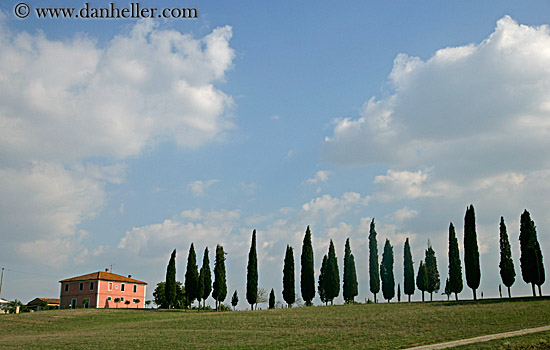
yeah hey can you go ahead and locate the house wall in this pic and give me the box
[60,279,146,309]
[97,280,146,309]
[59,281,98,309]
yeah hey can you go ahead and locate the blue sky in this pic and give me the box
[1,1,550,308]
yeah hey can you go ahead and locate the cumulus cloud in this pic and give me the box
[324,16,550,298]
[188,179,219,197]
[325,16,550,180]
[304,170,331,185]
[0,20,235,163]
[0,18,236,268]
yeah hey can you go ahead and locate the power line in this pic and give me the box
[2,268,60,279]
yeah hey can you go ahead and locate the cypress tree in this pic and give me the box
[464,204,481,300]
[416,260,428,302]
[403,238,415,302]
[231,290,238,311]
[318,255,328,305]
[199,247,212,309]
[325,240,340,304]
[185,243,200,309]
[448,222,463,301]
[269,288,275,309]
[301,226,315,306]
[198,269,204,311]
[381,239,395,302]
[246,230,258,310]
[212,244,227,311]
[444,278,452,301]
[425,242,440,302]
[283,245,296,308]
[369,219,380,303]
[520,210,545,296]
[498,217,515,298]
[535,241,545,296]
[343,238,358,303]
[165,249,177,309]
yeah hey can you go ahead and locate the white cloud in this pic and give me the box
[0,18,236,269]
[188,179,219,197]
[325,16,550,181]
[0,20,235,163]
[324,16,550,299]
[388,207,419,222]
[0,162,107,265]
[304,170,331,185]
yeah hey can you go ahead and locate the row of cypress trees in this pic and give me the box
[164,244,227,310]
[163,205,545,310]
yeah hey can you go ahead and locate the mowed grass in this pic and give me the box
[1,298,549,349]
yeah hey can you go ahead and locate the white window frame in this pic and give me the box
[133,284,137,293]
[65,283,69,292]
[121,283,125,292]
[108,282,113,291]
[79,282,84,291]
[83,298,90,308]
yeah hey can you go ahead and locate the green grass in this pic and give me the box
[452,331,550,349]
[1,298,549,349]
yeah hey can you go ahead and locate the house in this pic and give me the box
[26,298,59,311]
[59,269,147,309]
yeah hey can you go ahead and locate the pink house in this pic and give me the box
[59,269,147,309]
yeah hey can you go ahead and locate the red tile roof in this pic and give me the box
[27,298,60,306]
[59,271,147,284]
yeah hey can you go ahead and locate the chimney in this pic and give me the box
[128,275,132,278]
[105,268,109,272]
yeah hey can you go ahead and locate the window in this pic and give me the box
[132,299,138,303]
[107,296,112,301]
[79,282,84,291]
[115,285,119,289]
[120,297,124,302]
[108,282,113,291]
[133,284,137,293]
[64,284,69,292]
[90,281,94,291]
[121,283,125,292]
[83,298,90,308]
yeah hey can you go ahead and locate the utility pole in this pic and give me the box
[0,267,4,299]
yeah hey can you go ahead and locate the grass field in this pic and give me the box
[1,297,549,349]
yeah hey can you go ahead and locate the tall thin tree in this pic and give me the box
[416,260,428,302]
[269,289,275,309]
[318,255,328,305]
[283,245,296,308]
[425,242,440,302]
[448,222,463,300]
[185,243,200,309]
[301,226,315,306]
[247,230,258,310]
[199,247,212,309]
[464,204,481,300]
[231,290,238,311]
[498,217,515,298]
[165,249,177,309]
[520,210,545,297]
[325,240,340,305]
[343,238,358,303]
[403,238,415,302]
[212,244,227,311]
[369,219,380,303]
[381,239,395,302]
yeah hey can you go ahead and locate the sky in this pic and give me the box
[1,0,550,308]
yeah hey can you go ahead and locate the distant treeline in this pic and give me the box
[153,205,545,310]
